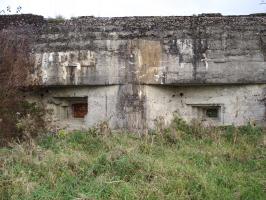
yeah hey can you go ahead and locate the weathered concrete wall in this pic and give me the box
[32,86,120,129]
[145,84,266,128]
[1,14,265,130]
[34,50,124,85]
[30,84,146,130]
[29,14,266,86]
[29,84,265,130]
[1,14,265,86]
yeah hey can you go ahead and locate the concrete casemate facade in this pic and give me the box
[1,14,266,131]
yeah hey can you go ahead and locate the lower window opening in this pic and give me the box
[53,97,88,120]
[72,103,88,118]
[191,104,222,122]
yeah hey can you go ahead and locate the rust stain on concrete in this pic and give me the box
[136,40,162,81]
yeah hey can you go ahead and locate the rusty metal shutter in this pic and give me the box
[72,103,88,118]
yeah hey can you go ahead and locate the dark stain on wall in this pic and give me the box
[116,40,147,131]
[116,84,146,131]
[168,38,180,55]
[190,17,209,81]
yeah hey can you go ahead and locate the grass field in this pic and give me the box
[0,120,265,200]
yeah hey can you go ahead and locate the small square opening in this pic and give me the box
[206,107,219,118]
[72,103,88,118]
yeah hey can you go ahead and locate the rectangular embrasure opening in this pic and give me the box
[191,104,222,122]
[53,97,88,120]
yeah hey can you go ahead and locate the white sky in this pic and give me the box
[1,0,265,18]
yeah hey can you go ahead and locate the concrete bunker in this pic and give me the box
[2,14,265,130]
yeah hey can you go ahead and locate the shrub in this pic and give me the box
[16,102,47,140]
[0,28,44,145]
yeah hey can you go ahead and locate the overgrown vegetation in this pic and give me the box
[0,28,46,145]
[1,119,265,200]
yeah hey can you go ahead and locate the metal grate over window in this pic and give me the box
[72,103,88,118]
